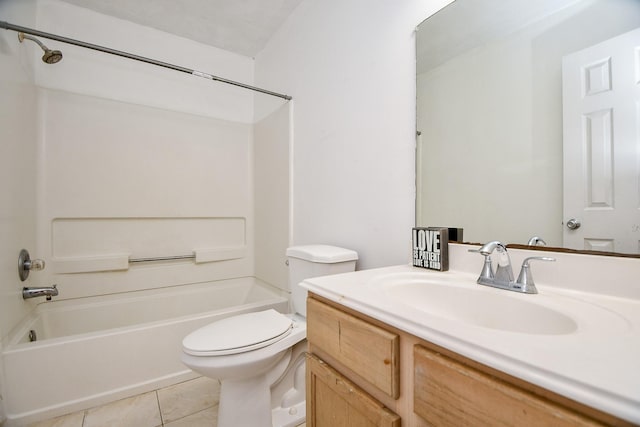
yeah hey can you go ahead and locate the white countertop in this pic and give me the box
[301,263,640,424]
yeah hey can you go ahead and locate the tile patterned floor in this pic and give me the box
[27,376,305,427]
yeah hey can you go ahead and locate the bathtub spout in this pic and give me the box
[22,284,58,301]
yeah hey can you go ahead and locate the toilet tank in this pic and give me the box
[286,245,358,316]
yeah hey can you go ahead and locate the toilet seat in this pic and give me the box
[183,309,293,356]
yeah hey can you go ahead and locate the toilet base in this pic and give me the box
[218,375,273,427]
[217,377,306,427]
[272,400,306,427]
[218,376,307,427]
[271,342,306,427]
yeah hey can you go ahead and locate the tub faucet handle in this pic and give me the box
[18,249,45,281]
[27,258,46,271]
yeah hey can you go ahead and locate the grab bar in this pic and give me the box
[52,248,247,273]
[129,254,195,263]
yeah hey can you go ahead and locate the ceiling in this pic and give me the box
[58,0,304,58]
[417,0,584,73]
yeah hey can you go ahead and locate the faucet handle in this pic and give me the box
[469,248,494,284]
[18,249,45,281]
[527,236,546,246]
[27,258,46,271]
[516,257,555,294]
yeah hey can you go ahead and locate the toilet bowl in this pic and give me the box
[181,245,358,427]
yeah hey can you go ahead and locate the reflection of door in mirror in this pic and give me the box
[562,28,640,254]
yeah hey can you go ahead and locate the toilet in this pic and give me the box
[181,245,358,427]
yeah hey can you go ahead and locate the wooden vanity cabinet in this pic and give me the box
[306,294,635,427]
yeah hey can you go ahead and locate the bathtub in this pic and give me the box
[1,277,288,425]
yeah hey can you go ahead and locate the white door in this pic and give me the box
[562,28,640,254]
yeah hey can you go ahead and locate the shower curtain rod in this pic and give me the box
[0,21,292,101]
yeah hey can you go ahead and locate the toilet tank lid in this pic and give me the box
[286,245,358,263]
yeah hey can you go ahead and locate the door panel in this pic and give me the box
[563,28,640,253]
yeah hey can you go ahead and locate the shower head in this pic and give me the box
[42,48,63,64]
[18,32,63,64]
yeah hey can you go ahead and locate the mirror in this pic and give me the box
[416,0,640,256]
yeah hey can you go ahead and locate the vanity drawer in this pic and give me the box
[306,354,400,427]
[413,345,605,427]
[307,297,400,399]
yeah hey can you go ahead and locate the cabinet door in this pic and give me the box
[414,345,605,427]
[307,297,400,398]
[307,354,400,427]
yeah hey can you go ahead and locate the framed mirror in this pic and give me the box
[416,0,640,256]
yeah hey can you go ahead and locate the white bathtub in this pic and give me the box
[2,277,288,425]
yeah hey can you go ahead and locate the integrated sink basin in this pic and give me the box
[384,280,576,334]
[370,272,596,335]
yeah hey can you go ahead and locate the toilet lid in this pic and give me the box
[182,309,293,356]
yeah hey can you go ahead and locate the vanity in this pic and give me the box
[320,1,640,424]
[302,244,640,426]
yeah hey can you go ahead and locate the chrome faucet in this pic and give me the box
[477,241,514,284]
[22,284,58,301]
[470,241,555,294]
[527,236,546,246]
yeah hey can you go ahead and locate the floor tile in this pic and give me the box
[163,406,218,427]
[25,376,304,427]
[157,377,220,424]
[27,411,84,427]
[83,391,161,427]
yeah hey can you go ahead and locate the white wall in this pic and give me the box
[254,103,291,291]
[255,0,453,270]
[0,0,38,338]
[16,0,261,299]
[36,89,254,298]
[34,0,256,123]
[0,1,38,421]
[0,0,299,304]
